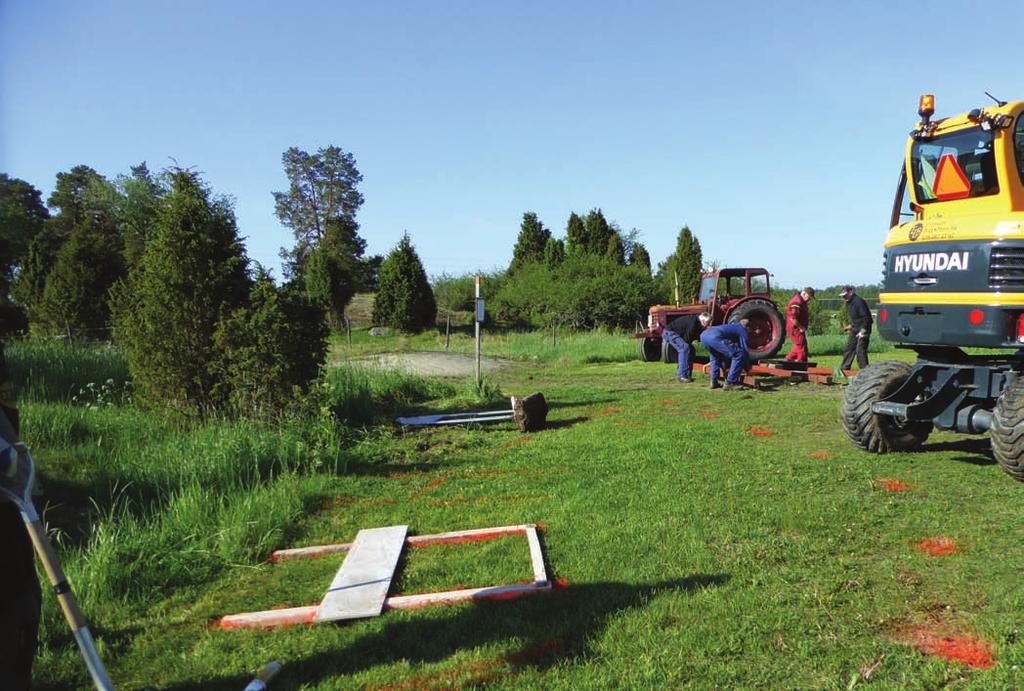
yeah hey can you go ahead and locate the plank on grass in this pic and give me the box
[315,525,408,622]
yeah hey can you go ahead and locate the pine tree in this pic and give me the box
[657,226,704,304]
[543,237,566,268]
[508,212,551,273]
[629,242,652,272]
[605,233,625,265]
[37,219,124,339]
[565,212,586,255]
[0,174,48,294]
[113,170,250,410]
[372,233,436,332]
[583,208,612,254]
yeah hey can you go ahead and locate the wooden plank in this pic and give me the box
[218,605,318,629]
[525,526,548,585]
[408,524,530,547]
[315,525,408,622]
[270,542,351,563]
[384,583,552,610]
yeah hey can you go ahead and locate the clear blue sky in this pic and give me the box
[2,1,1020,289]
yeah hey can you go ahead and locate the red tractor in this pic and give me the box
[636,267,785,363]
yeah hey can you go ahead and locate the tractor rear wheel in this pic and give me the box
[727,299,784,360]
[991,377,1024,482]
[841,361,932,453]
[638,337,660,362]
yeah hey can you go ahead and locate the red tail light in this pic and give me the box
[1017,314,1024,343]
[969,309,984,326]
[879,308,888,323]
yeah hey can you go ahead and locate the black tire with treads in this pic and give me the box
[991,376,1024,482]
[840,360,932,453]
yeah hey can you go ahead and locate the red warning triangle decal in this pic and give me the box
[932,153,971,201]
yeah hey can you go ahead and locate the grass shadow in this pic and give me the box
[918,438,994,466]
[173,575,729,690]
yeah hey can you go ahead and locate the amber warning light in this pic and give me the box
[919,94,935,124]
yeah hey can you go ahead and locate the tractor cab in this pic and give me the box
[698,268,772,322]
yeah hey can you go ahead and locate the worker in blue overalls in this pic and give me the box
[699,321,752,390]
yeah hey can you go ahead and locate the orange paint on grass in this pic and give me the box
[748,427,774,437]
[594,407,622,416]
[808,450,832,460]
[877,478,913,492]
[503,436,532,449]
[908,626,994,669]
[915,536,961,557]
[657,399,678,405]
[698,411,719,419]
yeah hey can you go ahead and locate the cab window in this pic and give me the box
[1015,115,1024,187]
[749,274,768,294]
[911,127,998,203]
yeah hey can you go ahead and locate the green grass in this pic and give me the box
[17,337,1024,688]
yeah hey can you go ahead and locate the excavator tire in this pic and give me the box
[991,376,1024,482]
[841,360,932,453]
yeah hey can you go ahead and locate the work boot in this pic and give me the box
[678,376,694,383]
[722,381,746,391]
[709,381,721,390]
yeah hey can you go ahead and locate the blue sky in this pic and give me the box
[2,1,1021,289]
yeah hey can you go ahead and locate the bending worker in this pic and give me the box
[699,320,752,390]
[785,286,815,362]
[662,312,712,382]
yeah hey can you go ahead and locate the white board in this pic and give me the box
[315,524,408,622]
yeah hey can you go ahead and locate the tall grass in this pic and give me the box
[6,339,130,404]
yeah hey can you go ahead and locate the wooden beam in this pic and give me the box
[315,525,408,622]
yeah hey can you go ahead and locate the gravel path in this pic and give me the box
[352,351,513,377]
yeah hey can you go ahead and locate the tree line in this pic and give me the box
[0,147,438,415]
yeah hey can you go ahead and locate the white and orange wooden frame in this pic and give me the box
[217,523,552,630]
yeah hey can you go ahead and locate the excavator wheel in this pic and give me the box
[991,376,1024,482]
[841,360,932,453]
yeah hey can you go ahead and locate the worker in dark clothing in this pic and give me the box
[699,321,751,390]
[839,285,873,370]
[785,287,815,362]
[662,312,712,382]
[0,343,40,691]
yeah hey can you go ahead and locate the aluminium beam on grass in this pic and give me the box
[218,524,550,630]
[396,409,514,426]
[315,525,408,622]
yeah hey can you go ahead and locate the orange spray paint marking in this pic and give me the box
[877,478,913,492]
[748,427,774,437]
[909,626,994,669]
[657,399,678,405]
[594,407,621,416]
[915,536,961,557]
[698,411,719,419]
[808,450,832,460]
[503,436,532,449]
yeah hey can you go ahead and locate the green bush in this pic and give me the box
[372,233,437,332]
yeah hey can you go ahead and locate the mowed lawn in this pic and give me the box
[25,345,1024,689]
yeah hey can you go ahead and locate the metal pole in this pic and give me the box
[475,275,481,387]
[445,312,451,351]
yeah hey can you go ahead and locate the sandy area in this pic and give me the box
[353,351,513,377]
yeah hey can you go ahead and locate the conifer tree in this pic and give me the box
[583,208,612,254]
[508,212,551,273]
[565,212,586,255]
[657,226,704,304]
[543,237,566,268]
[629,242,652,272]
[113,170,250,409]
[372,233,436,332]
[37,219,124,339]
[605,233,625,265]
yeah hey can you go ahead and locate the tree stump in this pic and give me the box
[512,393,547,432]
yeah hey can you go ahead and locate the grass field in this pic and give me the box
[11,334,1024,689]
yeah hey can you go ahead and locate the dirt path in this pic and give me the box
[352,351,514,377]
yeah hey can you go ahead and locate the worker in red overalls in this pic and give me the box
[784,287,815,362]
